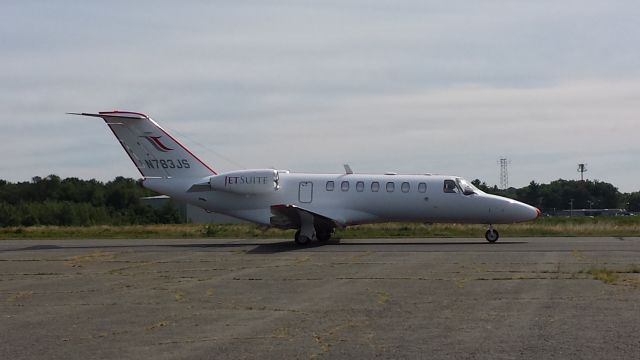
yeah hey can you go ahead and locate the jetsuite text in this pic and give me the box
[225,176,269,187]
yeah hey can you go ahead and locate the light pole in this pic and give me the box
[569,199,574,217]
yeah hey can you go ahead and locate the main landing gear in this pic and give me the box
[485,225,499,243]
[294,211,316,245]
[294,227,335,245]
[294,230,310,245]
[293,210,335,245]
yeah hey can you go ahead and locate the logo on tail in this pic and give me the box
[141,136,173,152]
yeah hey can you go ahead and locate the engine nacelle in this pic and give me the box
[209,169,279,195]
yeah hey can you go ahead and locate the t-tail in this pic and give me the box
[69,111,216,179]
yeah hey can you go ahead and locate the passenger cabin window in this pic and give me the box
[401,182,410,193]
[371,181,380,192]
[443,179,458,193]
[418,182,427,193]
[326,181,335,191]
[341,181,350,192]
[356,181,364,192]
[386,182,395,192]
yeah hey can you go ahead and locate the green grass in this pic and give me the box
[587,268,620,285]
[0,224,294,240]
[340,217,640,238]
[1,217,640,240]
[583,266,640,285]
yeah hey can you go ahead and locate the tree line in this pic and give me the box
[471,179,640,214]
[1,175,639,227]
[0,175,182,227]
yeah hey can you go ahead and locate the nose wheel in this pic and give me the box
[485,227,499,243]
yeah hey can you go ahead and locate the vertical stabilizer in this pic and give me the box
[70,111,216,179]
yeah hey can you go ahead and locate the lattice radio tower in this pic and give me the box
[499,158,510,189]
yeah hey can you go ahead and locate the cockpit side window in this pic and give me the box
[443,179,458,194]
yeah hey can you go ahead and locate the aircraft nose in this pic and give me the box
[519,203,540,222]
[486,195,541,223]
[504,199,541,222]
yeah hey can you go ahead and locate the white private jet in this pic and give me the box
[70,111,540,245]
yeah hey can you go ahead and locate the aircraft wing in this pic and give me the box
[270,204,343,230]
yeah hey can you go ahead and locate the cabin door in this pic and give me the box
[299,182,313,203]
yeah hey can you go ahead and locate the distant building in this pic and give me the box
[557,209,631,217]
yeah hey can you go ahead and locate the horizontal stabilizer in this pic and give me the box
[67,111,148,119]
[140,195,171,200]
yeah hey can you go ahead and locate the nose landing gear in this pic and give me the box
[485,226,499,243]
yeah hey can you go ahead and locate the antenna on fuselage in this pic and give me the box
[343,164,353,175]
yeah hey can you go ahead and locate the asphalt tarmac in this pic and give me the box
[1,237,639,359]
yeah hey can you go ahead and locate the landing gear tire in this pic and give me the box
[294,230,311,245]
[316,229,333,243]
[485,229,499,243]
[315,226,334,243]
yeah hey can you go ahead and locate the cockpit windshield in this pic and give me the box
[456,178,478,196]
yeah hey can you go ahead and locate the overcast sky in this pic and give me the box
[1,1,639,191]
